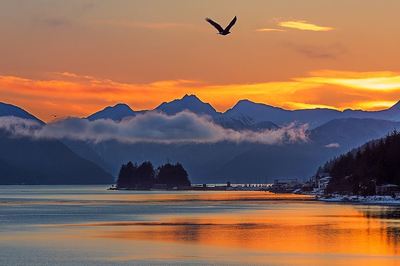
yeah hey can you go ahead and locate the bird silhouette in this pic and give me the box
[205,16,237,35]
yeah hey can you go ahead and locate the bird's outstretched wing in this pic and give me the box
[225,16,237,32]
[205,18,224,33]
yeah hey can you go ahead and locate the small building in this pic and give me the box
[269,178,301,193]
[317,176,332,190]
[310,172,329,185]
[301,181,314,192]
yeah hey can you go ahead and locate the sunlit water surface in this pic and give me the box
[1,185,400,265]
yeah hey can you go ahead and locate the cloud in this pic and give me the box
[357,101,399,110]
[34,17,72,28]
[298,70,400,91]
[325,143,340,148]
[278,20,334,32]
[1,71,400,122]
[284,42,346,59]
[285,102,337,110]
[0,113,309,145]
[94,19,193,30]
[256,28,285,32]
[0,74,199,121]
[0,116,41,136]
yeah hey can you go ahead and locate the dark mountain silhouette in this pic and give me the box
[87,95,221,119]
[209,119,400,182]
[0,129,113,185]
[85,95,400,130]
[310,118,400,150]
[225,99,400,128]
[76,118,400,183]
[85,140,332,183]
[214,115,278,131]
[85,96,278,131]
[0,159,24,181]
[322,131,400,195]
[0,102,44,124]
[0,102,114,184]
[61,139,113,173]
[341,100,400,121]
[62,96,400,182]
[87,103,136,121]
[156,94,219,117]
[3,98,400,184]
[225,100,342,128]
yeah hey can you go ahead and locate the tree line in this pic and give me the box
[116,161,191,189]
[320,130,400,195]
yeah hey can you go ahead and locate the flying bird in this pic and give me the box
[205,16,237,35]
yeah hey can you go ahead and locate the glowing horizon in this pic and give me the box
[1,71,400,122]
[1,0,400,121]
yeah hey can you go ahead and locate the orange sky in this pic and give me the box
[1,0,400,121]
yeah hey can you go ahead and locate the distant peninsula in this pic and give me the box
[304,130,400,204]
[321,130,400,195]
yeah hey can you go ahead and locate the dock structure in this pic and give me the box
[191,182,269,191]
[268,178,302,193]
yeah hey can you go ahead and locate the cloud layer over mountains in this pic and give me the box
[0,111,309,145]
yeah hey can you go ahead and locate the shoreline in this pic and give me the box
[316,195,400,206]
[109,184,270,192]
[111,186,400,206]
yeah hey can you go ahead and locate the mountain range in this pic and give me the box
[0,102,44,124]
[0,129,113,185]
[87,103,137,121]
[1,96,400,184]
[85,94,400,129]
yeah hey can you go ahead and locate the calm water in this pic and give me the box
[1,186,400,265]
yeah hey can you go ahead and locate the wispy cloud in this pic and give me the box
[0,114,309,145]
[285,102,337,110]
[325,143,340,148]
[357,101,399,110]
[284,42,346,59]
[278,20,334,32]
[298,70,400,90]
[94,19,193,30]
[256,28,285,32]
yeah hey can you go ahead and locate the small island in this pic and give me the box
[113,161,191,190]
[110,161,270,191]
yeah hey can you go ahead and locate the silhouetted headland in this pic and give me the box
[109,161,270,191]
[291,130,400,205]
[111,161,190,190]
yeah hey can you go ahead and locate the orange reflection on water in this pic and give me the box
[0,190,312,205]
[2,190,400,265]
[92,205,399,257]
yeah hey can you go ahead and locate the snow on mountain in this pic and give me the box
[87,103,136,121]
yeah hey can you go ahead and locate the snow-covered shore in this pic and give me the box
[318,194,400,206]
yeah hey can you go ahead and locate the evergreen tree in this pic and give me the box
[325,131,400,195]
[116,161,190,189]
[116,161,138,188]
[136,161,156,189]
[156,163,191,188]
